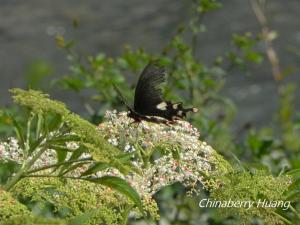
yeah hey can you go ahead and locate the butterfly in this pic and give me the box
[115,62,198,123]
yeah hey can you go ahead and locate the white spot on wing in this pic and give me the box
[156,102,167,110]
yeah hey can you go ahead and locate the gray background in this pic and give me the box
[0,0,299,128]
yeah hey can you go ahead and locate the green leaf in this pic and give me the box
[81,162,111,177]
[285,178,300,200]
[60,162,88,176]
[56,148,69,163]
[0,160,21,185]
[47,113,63,132]
[11,116,25,150]
[58,146,86,174]
[61,77,85,92]
[68,146,85,161]
[245,51,263,64]
[85,176,144,216]
[286,168,300,176]
[116,152,135,162]
[286,168,300,181]
[29,136,46,154]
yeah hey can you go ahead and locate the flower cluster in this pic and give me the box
[0,137,83,171]
[97,110,227,198]
[0,137,58,169]
[0,137,23,162]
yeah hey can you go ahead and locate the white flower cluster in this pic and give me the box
[98,110,218,197]
[0,137,82,170]
[0,137,24,162]
[0,137,57,168]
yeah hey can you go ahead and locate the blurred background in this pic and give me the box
[1,0,299,127]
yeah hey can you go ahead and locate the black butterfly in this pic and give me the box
[115,62,198,122]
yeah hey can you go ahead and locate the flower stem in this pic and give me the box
[270,211,292,225]
[289,205,300,220]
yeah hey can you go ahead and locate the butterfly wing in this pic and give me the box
[134,63,166,116]
[134,63,198,120]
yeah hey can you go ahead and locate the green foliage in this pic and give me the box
[227,32,264,70]
[12,178,126,225]
[286,169,300,201]
[211,170,292,225]
[0,107,25,137]
[1,89,145,223]
[10,89,68,115]
[0,160,20,185]
[0,189,31,221]
[278,84,300,151]
[0,211,99,225]
[54,43,151,122]
[0,213,99,225]
[0,216,66,225]
[189,0,222,35]
[195,0,222,14]
[9,88,121,161]
[84,176,145,216]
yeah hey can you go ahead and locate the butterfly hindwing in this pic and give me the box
[133,63,198,121]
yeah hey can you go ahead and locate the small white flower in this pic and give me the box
[108,138,118,146]
[124,143,131,152]
[66,141,79,150]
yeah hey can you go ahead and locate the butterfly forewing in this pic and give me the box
[134,63,166,116]
[133,63,198,121]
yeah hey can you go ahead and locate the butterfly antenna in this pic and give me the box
[112,84,132,111]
